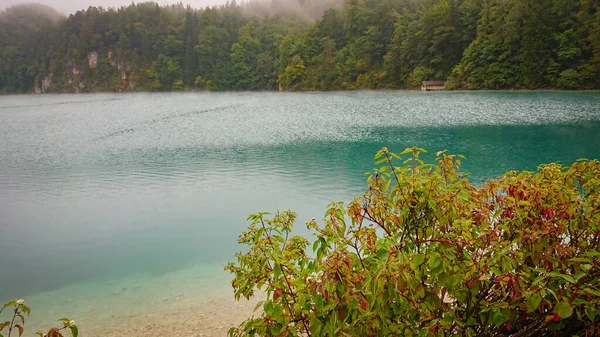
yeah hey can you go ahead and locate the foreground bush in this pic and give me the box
[0,300,77,337]
[226,147,600,336]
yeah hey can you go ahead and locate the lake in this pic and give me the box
[0,91,599,335]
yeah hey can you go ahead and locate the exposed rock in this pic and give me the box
[108,49,137,91]
[88,51,98,69]
[67,59,85,76]
[54,50,139,93]
[108,51,117,68]
[33,74,52,94]
[66,59,86,92]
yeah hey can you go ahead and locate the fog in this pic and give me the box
[0,0,227,14]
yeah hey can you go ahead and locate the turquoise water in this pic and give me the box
[0,91,599,329]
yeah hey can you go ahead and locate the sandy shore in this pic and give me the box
[76,294,261,337]
[17,265,266,337]
[22,272,263,337]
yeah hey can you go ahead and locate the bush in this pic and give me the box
[0,300,78,337]
[226,147,600,336]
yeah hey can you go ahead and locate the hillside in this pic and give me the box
[0,0,599,93]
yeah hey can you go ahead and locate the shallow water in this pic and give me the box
[0,91,599,331]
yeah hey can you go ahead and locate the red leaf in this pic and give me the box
[546,312,561,322]
[508,187,515,197]
[361,301,367,310]
[519,313,527,323]
[495,274,509,283]
[274,288,283,301]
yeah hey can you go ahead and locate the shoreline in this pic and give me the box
[78,293,260,337]
[13,263,261,337]
[1,89,600,97]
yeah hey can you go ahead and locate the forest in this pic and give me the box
[0,0,599,93]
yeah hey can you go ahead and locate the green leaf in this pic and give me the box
[548,271,575,283]
[312,239,320,253]
[264,301,274,316]
[584,288,600,297]
[314,294,324,311]
[253,300,264,312]
[489,267,502,277]
[19,305,30,316]
[526,294,542,313]
[427,255,443,270]
[554,302,573,319]
[489,307,504,327]
[412,254,426,269]
[2,301,16,310]
[574,271,586,281]
[35,333,44,337]
[69,325,78,337]
[585,307,596,321]
[58,318,70,328]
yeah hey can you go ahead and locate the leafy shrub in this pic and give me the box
[227,147,600,336]
[0,300,78,337]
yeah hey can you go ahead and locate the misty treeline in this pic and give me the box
[1,0,599,93]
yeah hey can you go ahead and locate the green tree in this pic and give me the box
[231,21,261,90]
[1,0,599,92]
[183,8,199,86]
[280,55,306,90]
[149,54,182,90]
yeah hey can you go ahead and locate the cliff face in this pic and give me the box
[108,51,137,92]
[66,59,86,93]
[33,75,52,94]
[32,49,137,94]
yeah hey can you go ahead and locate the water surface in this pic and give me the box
[0,91,599,329]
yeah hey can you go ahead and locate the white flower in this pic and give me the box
[16,299,24,305]
[69,320,76,327]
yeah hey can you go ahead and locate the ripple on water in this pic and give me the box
[0,92,599,331]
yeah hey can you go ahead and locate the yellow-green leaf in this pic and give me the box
[554,302,573,319]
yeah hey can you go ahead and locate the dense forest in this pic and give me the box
[0,0,599,93]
